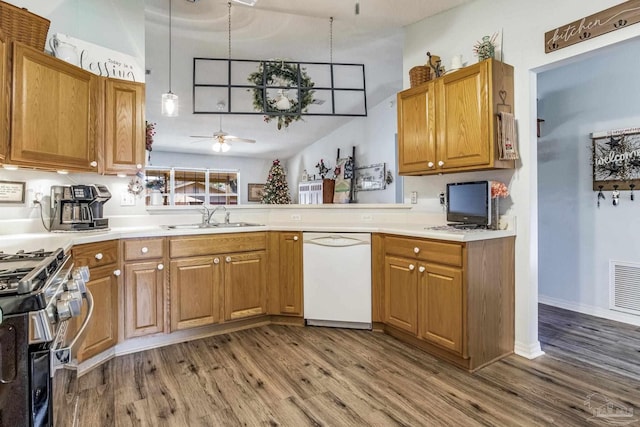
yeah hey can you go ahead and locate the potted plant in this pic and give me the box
[146,177,165,205]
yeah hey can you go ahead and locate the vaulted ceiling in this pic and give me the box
[143,0,471,159]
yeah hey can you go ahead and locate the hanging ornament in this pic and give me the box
[597,185,605,208]
[612,185,620,206]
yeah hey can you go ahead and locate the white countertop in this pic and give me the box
[0,221,515,253]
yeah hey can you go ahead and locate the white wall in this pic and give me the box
[286,94,399,204]
[149,151,272,204]
[5,0,145,61]
[537,38,640,325]
[403,0,640,357]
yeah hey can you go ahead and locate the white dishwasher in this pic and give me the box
[303,232,371,329]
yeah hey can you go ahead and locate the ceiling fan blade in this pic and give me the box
[190,135,214,138]
[225,137,256,143]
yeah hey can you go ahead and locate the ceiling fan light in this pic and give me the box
[212,141,222,152]
[162,92,179,117]
[221,141,231,152]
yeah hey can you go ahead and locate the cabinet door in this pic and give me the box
[436,61,490,170]
[384,255,417,334]
[101,78,145,175]
[418,263,463,354]
[278,232,302,315]
[77,265,119,362]
[224,251,267,320]
[0,33,7,162]
[397,83,436,174]
[124,261,164,339]
[170,257,220,331]
[11,43,98,171]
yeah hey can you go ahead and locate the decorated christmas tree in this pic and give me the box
[261,159,292,204]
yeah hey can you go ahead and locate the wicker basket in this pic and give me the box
[0,1,50,51]
[409,65,431,87]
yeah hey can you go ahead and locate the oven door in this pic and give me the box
[0,314,33,426]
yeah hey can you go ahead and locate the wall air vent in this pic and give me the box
[610,260,640,316]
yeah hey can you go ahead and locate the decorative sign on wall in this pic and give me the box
[0,181,25,204]
[545,0,640,53]
[591,127,640,190]
[49,33,144,82]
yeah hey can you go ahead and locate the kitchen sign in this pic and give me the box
[545,0,640,53]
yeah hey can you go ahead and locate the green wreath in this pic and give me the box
[248,61,315,130]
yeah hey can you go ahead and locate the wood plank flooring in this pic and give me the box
[53,305,640,426]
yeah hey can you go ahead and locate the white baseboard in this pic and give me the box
[514,341,545,359]
[539,295,640,327]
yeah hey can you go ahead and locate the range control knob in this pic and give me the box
[72,266,90,282]
[65,278,87,295]
[56,292,82,321]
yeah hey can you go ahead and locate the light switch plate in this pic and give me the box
[410,191,418,204]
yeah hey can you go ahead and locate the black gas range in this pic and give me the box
[0,248,93,427]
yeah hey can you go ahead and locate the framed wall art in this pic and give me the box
[355,163,386,191]
[0,180,26,204]
[247,183,265,202]
[591,127,640,190]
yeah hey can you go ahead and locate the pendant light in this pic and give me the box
[161,0,178,116]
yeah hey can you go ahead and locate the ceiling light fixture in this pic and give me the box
[161,0,178,116]
[232,0,257,6]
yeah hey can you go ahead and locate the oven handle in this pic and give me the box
[51,288,94,374]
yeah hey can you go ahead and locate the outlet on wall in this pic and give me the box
[410,191,418,204]
[121,192,136,206]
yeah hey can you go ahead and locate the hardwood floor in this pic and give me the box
[54,305,640,426]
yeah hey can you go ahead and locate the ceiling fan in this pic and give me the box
[190,102,256,152]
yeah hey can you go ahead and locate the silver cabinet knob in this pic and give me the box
[225,256,232,263]
[293,236,299,241]
[409,264,415,271]
[94,253,103,260]
[419,266,426,273]
[427,161,434,168]
[113,269,121,277]
[438,160,445,167]
[414,247,420,254]
[157,263,164,271]
[213,258,220,264]
[90,161,98,168]
[141,247,149,254]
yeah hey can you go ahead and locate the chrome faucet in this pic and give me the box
[203,205,229,224]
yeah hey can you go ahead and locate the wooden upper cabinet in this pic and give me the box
[397,59,514,175]
[10,42,98,171]
[436,63,490,170]
[100,78,145,175]
[397,82,436,174]
[0,33,7,163]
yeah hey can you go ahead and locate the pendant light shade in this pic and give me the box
[162,0,178,116]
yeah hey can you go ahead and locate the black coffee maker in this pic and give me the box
[50,185,111,231]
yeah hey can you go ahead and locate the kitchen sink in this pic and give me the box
[163,222,263,230]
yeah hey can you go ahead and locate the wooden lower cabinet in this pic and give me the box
[267,232,303,316]
[77,264,119,362]
[384,256,418,334]
[418,263,463,354]
[123,260,164,338]
[224,251,267,320]
[170,256,220,331]
[379,234,514,371]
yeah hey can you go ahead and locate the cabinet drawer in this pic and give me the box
[170,232,267,258]
[73,240,119,268]
[385,236,462,267]
[123,238,164,261]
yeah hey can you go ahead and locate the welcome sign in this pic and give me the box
[591,127,640,190]
[49,33,144,83]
